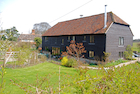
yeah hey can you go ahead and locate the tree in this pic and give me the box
[6,26,20,41]
[34,37,42,49]
[1,35,6,40]
[62,40,86,62]
[0,26,20,41]
[33,22,51,34]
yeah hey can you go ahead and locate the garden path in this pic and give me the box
[80,57,139,70]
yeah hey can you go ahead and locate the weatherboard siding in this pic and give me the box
[106,23,133,60]
[42,34,106,59]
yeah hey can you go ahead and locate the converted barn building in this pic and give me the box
[42,12,133,60]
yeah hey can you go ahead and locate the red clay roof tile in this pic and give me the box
[42,12,129,36]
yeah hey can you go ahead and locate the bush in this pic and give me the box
[61,57,77,67]
[103,52,111,62]
[124,45,133,60]
[61,57,68,66]
[67,58,78,67]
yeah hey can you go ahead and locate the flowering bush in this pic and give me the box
[61,57,68,66]
[61,57,77,67]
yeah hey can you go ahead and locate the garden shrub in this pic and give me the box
[39,54,47,63]
[103,52,111,62]
[124,45,133,60]
[67,58,78,67]
[68,63,140,94]
[61,57,68,66]
[61,57,77,67]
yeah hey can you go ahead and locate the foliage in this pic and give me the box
[102,52,111,62]
[61,57,78,67]
[62,40,86,66]
[1,61,140,93]
[90,59,128,67]
[0,26,20,41]
[0,40,12,52]
[104,59,128,67]
[133,42,140,53]
[124,45,133,60]
[33,22,51,34]
[1,35,6,40]
[12,42,32,66]
[34,37,42,49]
[61,56,68,66]
[67,63,140,93]
[137,43,140,53]
[38,54,47,63]
[3,42,44,68]
[67,58,78,67]
[0,66,6,94]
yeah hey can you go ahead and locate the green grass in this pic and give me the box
[0,61,3,65]
[133,42,140,52]
[1,61,139,93]
[104,59,128,67]
[89,59,128,67]
[1,62,98,94]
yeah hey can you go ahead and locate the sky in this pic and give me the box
[0,0,139,39]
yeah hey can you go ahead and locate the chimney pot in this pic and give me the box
[32,29,35,35]
[104,5,107,28]
[80,15,83,18]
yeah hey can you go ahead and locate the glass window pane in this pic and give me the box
[68,36,70,41]
[84,36,86,41]
[73,36,75,41]
[90,35,94,43]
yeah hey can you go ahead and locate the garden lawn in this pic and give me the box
[1,62,98,94]
[0,61,3,65]
[133,42,140,52]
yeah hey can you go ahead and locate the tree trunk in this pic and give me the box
[3,52,6,68]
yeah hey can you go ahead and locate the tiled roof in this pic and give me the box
[18,34,42,40]
[42,12,129,36]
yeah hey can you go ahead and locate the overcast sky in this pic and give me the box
[0,0,139,39]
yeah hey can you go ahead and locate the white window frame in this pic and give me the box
[119,37,124,45]
[73,36,75,41]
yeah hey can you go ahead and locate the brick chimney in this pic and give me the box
[32,29,35,35]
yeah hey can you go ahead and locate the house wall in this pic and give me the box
[42,34,106,59]
[106,23,133,60]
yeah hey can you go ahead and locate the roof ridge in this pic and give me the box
[58,12,108,24]
[110,11,115,22]
[111,12,129,25]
